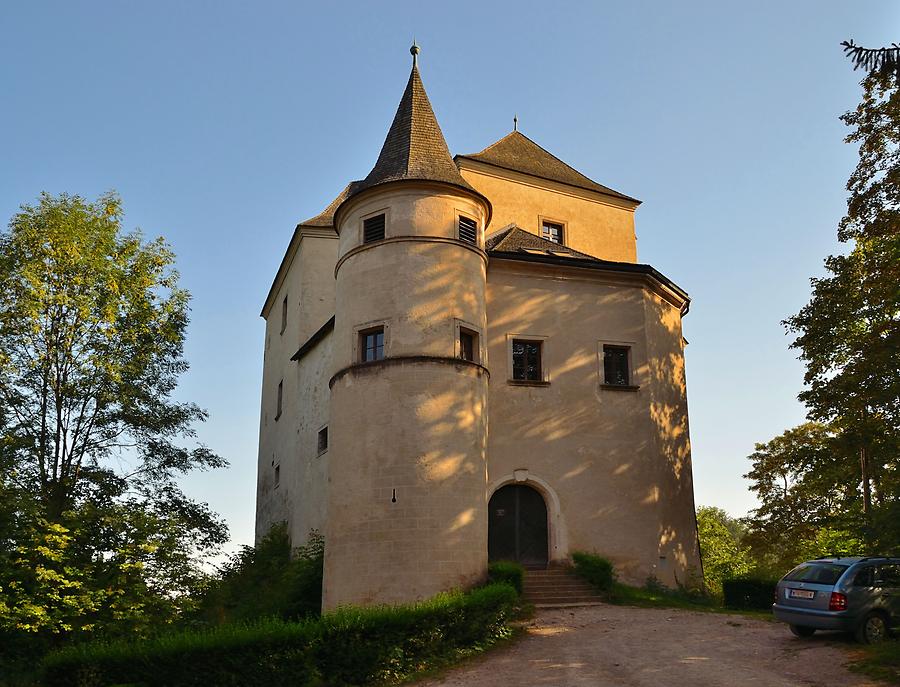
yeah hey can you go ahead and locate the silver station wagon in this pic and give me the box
[773,556,900,643]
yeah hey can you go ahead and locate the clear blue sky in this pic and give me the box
[1,2,897,552]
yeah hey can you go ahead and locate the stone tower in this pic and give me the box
[322,46,493,608]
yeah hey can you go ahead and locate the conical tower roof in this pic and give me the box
[348,53,479,199]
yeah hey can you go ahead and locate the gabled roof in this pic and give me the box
[485,225,598,260]
[456,131,639,204]
[346,62,478,200]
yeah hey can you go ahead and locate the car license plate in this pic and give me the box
[789,589,815,600]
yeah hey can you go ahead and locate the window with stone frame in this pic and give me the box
[541,220,564,244]
[603,345,630,386]
[275,379,283,420]
[512,339,543,381]
[359,327,385,362]
[459,327,478,362]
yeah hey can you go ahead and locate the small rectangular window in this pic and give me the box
[317,426,328,455]
[280,295,288,334]
[275,380,283,420]
[360,327,385,362]
[512,339,542,381]
[603,346,630,386]
[541,221,564,244]
[458,216,477,244]
[459,328,477,362]
[363,214,386,243]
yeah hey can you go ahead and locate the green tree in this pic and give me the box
[696,506,752,596]
[0,192,227,648]
[743,423,867,572]
[783,56,900,543]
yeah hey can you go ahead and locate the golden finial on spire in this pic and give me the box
[410,39,420,66]
[513,114,518,132]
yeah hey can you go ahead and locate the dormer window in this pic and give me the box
[458,216,477,244]
[363,214,386,243]
[541,221,564,244]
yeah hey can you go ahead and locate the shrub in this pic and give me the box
[41,582,519,687]
[488,561,525,595]
[192,524,324,625]
[722,577,778,610]
[571,551,616,592]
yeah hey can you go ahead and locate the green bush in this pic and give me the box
[571,551,616,592]
[722,577,777,610]
[41,583,519,687]
[192,523,324,625]
[488,561,525,595]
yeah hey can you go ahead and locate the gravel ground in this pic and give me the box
[416,604,882,686]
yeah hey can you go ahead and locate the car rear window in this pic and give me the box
[784,562,849,585]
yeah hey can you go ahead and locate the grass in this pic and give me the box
[848,639,900,685]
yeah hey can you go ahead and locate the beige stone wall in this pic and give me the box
[255,231,337,543]
[324,186,490,609]
[324,362,488,608]
[485,260,700,586]
[642,289,702,586]
[459,163,638,263]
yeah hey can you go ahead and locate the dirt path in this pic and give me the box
[417,604,882,686]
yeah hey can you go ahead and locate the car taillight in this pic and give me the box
[829,592,848,611]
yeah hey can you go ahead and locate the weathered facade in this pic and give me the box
[256,47,701,609]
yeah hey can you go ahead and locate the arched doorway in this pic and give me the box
[488,484,548,567]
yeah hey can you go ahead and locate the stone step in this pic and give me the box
[521,566,605,606]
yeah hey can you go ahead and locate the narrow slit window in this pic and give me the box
[274,463,281,487]
[458,216,477,244]
[541,221,564,244]
[275,379,283,420]
[360,327,385,362]
[459,328,477,362]
[363,214,386,243]
[280,295,288,334]
[512,339,542,381]
[603,345,630,386]
[317,426,328,454]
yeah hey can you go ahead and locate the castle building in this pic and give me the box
[256,46,701,609]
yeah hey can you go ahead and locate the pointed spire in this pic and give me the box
[350,44,478,198]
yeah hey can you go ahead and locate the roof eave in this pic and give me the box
[488,250,689,310]
[260,224,337,319]
[455,155,641,207]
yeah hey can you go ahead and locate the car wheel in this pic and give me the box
[789,625,816,638]
[854,612,888,644]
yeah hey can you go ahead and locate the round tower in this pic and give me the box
[322,47,493,609]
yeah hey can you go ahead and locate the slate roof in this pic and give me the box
[346,64,478,201]
[299,182,361,227]
[456,131,638,203]
[486,226,688,302]
[485,225,598,260]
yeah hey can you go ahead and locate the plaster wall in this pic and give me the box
[324,362,488,609]
[459,165,638,263]
[332,189,488,370]
[485,260,700,586]
[323,187,490,608]
[255,232,337,543]
[335,186,488,261]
